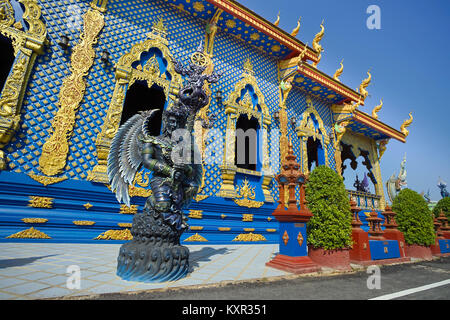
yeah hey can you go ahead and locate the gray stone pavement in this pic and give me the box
[0,243,289,300]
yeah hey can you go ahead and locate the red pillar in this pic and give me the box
[349,199,371,262]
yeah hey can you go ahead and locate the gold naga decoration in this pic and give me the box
[291,17,301,37]
[233,178,264,208]
[358,70,371,101]
[371,98,383,119]
[273,11,280,26]
[6,227,51,239]
[377,139,389,160]
[333,59,344,81]
[39,8,105,176]
[312,20,324,67]
[400,112,413,137]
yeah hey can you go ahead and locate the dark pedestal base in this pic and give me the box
[116,207,190,282]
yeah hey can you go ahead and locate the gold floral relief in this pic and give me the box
[39,9,104,176]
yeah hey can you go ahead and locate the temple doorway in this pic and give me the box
[120,80,166,136]
[306,136,325,172]
[235,115,259,171]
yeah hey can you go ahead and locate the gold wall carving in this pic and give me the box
[94,229,132,240]
[39,8,104,176]
[188,210,203,219]
[232,232,266,242]
[21,218,48,223]
[28,196,53,208]
[233,178,264,208]
[90,17,182,183]
[189,226,204,231]
[83,202,93,210]
[27,173,68,186]
[6,227,51,239]
[183,233,208,242]
[73,220,95,226]
[0,0,47,169]
[118,223,132,228]
[242,213,253,222]
[218,227,231,231]
[119,204,138,214]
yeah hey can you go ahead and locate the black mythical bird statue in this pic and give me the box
[107,44,220,282]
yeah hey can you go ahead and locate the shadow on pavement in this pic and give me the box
[0,254,59,269]
[188,247,232,272]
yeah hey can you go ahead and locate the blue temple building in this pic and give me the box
[0,0,412,244]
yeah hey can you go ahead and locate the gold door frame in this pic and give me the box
[0,0,47,169]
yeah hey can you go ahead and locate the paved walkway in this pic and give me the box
[0,243,288,299]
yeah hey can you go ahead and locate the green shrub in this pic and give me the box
[392,188,435,246]
[432,197,450,219]
[305,165,353,250]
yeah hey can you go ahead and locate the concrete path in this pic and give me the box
[0,243,288,300]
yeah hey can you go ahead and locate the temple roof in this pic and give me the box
[347,110,406,143]
[169,0,320,61]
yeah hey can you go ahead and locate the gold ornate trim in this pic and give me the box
[233,179,264,208]
[39,8,105,176]
[6,227,51,239]
[28,196,53,208]
[73,220,96,226]
[28,174,68,186]
[218,227,231,231]
[183,233,208,242]
[94,229,132,240]
[188,210,203,219]
[83,202,93,210]
[21,218,48,223]
[232,233,266,242]
[242,213,253,222]
[119,204,138,214]
[0,0,47,169]
[190,226,204,231]
[118,223,132,228]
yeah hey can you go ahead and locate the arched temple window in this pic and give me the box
[217,57,273,202]
[0,34,15,91]
[235,114,260,171]
[90,19,183,182]
[120,81,166,136]
[295,96,329,174]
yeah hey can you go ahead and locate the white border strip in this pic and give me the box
[369,279,450,300]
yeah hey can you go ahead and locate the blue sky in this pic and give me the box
[238,0,450,202]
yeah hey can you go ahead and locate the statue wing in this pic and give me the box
[107,113,146,206]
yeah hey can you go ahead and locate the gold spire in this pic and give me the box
[400,112,413,137]
[274,11,280,26]
[371,98,383,119]
[291,17,301,37]
[333,59,344,81]
[312,20,324,67]
[358,70,371,100]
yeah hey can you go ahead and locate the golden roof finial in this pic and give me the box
[371,98,383,119]
[400,112,413,137]
[333,58,344,81]
[274,11,280,26]
[312,20,325,67]
[358,69,371,100]
[291,17,301,37]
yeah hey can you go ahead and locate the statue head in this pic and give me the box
[161,102,189,136]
